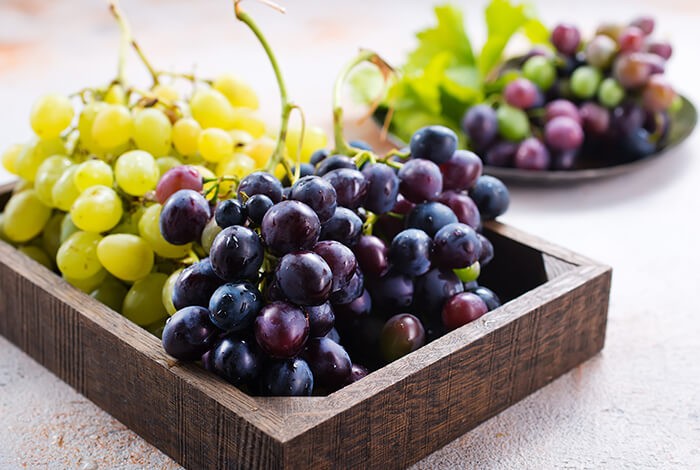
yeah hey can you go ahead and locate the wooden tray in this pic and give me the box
[0,184,611,469]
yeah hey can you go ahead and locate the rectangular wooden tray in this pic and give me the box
[0,184,611,469]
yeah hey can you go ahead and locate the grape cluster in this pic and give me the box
[159,125,510,396]
[462,15,679,171]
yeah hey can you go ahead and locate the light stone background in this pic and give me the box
[1,0,699,468]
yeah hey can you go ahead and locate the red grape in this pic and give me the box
[544,116,584,151]
[155,166,202,204]
[254,301,309,358]
[441,292,488,330]
[551,23,581,55]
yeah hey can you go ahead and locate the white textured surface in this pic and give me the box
[1,0,699,468]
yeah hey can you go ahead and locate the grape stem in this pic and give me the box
[362,211,378,236]
[109,1,160,86]
[333,50,395,155]
[233,0,294,177]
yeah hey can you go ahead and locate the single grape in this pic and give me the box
[155,166,203,205]
[208,282,263,332]
[631,16,655,35]
[162,269,181,315]
[73,159,114,193]
[261,358,313,396]
[318,207,362,248]
[642,75,676,112]
[312,240,357,292]
[90,275,128,313]
[620,127,656,159]
[598,78,626,108]
[368,271,413,314]
[275,251,333,306]
[468,285,502,311]
[16,138,65,182]
[198,128,233,163]
[579,103,611,135]
[289,175,337,222]
[303,337,351,390]
[96,234,154,282]
[172,259,224,310]
[3,189,52,242]
[397,158,443,203]
[159,189,211,245]
[34,155,72,207]
[133,108,172,157]
[214,199,246,228]
[353,235,389,278]
[545,100,581,125]
[56,231,103,280]
[309,149,330,166]
[380,314,425,363]
[646,40,672,60]
[454,262,481,283]
[436,191,481,229]
[469,176,510,220]
[138,204,192,259]
[570,66,602,99]
[544,117,584,151]
[70,185,123,233]
[584,35,618,68]
[409,125,458,164]
[210,336,262,386]
[41,212,64,259]
[618,26,645,54]
[172,118,202,157]
[388,229,432,277]
[190,88,234,129]
[162,306,219,361]
[483,141,518,168]
[30,93,74,139]
[209,225,264,281]
[496,105,530,141]
[504,78,540,109]
[551,23,581,55]
[115,150,160,197]
[1,143,23,175]
[52,165,81,212]
[237,171,283,204]
[610,103,646,137]
[439,150,482,191]
[305,302,335,338]
[122,273,169,326]
[245,194,274,226]
[613,53,652,89]
[360,163,400,215]
[477,234,495,266]
[255,301,309,358]
[413,268,464,317]
[92,104,132,150]
[442,292,488,330]
[260,200,321,256]
[462,104,498,151]
[329,269,364,305]
[514,137,551,171]
[213,73,259,109]
[432,222,482,270]
[322,169,368,210]
[346,364,369,384]
[522,56,556,90]
[405,202,458,237]
[314,155,357,176]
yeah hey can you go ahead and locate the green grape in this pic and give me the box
[73,159,114,192]
[114,150,160,196]
[198,128,233,163]
[104,84,127,105]
[152,83,180,103]
[172,117,201,157]
[16,138,65,182]
[97,233,154,282]
[18,245,53,270]
[190,88,234,129]
[0,214,10,244]
[230,108,265,138]
[162,269,181,316]
[454,262,481,283]
[59,213,79,243]
[598,78,625,108]
[56,231,104,279]
[215,152,255,195]
[156,156,183,176]
[34,155,72,206]
[52,165,81,211]
[111,206,145,235]
[145,317,167,339]
[41,212,64,259]
[121,273,169,326]
[3,189,52,242]
[213,73,260,110]
[138,204,191,258]
[92,104,132,150]
[522,56,556,90]
[496,105,531,141]
[200,217,222,254]
[133,108,173,157]
[285,125,328,163]
[570,66,602,99]
[12,179,33,194]
[30,93,74,139]
[78,101,108,154]
[64,269,107,293]
[70,185,123,233]
[90,275,129,313]
[1,144,24,175]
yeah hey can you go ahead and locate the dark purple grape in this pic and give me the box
[468,285,502,311]
[325,327,341,344]
[304,302,335,338]
[310,149,330,166]
[275,251,332,306]
[245,194,273,226]
[353,235,389,278]
[610,102,646,137]
[579,103,611,135]
[210,336,261,386]
[320,207,363,247]
[462,104,498,150]
[503,78,540,109]
[441,293,488,330]
[237,171,283,204]
[405,202,458,237]
[545,100,581,125]
[484,141,518,168]
[368,272,413,313]
[433,222,482,269]
[469,176,510,221]
[303,337,351,390]
[261,358,313,396]
[281,163,315,187]
[388,229,432,277]
[380,314,426,362]
[646,40,672,60]
[263,278,286,302]
[322,169,368,209]
[315,155,357,176]
[631,16,655,35]
[439,150,482,191]
[361,163,400,214]
[551,23,581,55]
[261,200,321,256]
[329,268,364,305]
[312,240,357,292]
[162,306,219,361]
[409,125,458,164]
[334,289,372,325]
[515,138,551,171]
[209,226,264,281]
[289,175,337,222]
[544,117,584,151]
[159,189,211,245]
[254,301,309,358]
[436,191,481,230]
[349,140,373,151]
[397,159,443,203]
[375,195,415,240]
[346,363,369,384]
[172,258,224,310]
[214,199,246,229]
[551,149,579,170]
[618,26,645,54]
[477,234,494,266]
[413,268,464,317]
[620,127,656,159]
[208,282,263,332]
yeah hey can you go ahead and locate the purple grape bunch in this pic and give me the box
[463,15,678,171]
[158,125,509,396]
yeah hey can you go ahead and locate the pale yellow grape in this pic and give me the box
[52,165,81,211]
[3,189,52,242]
[285,125,328,163]
[133,108,173,157]
[59,214,79,243]
[30,93,74,139]
[97,234,154,282]
[172,117,201,157]
[1,144,23,174]
[42,212,64,259]
[110,206,145,236]
[104,84,127,105]
[114,150,159,196]
[16,138,65,182]
[216,153,256,194]
[65,269,107,294]
[274,162,287,181]
[229,130,254,151]
[122,273,169,326]
[90,275,129,313]
[198,128,233,163]
[190,88,234,129]
[162,269,181,316]
[138,204,191,258]
[92,104,132,150]
[70,185,123,233]
[18,245,53,270]
[56,231,104,280]
[78,102,107,154]
[156,156,182,177]
[213,73,259,110]
[34,155,72,206]
[193,165,217,195]
[152,84,180,103]
[0,214,10,243]
[230,108,265,138]
[246,136,275,169]
[12,179,33,194]
[73,159,114,192]
[200,217,222,254]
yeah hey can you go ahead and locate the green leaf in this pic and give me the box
[522,18,550,44]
